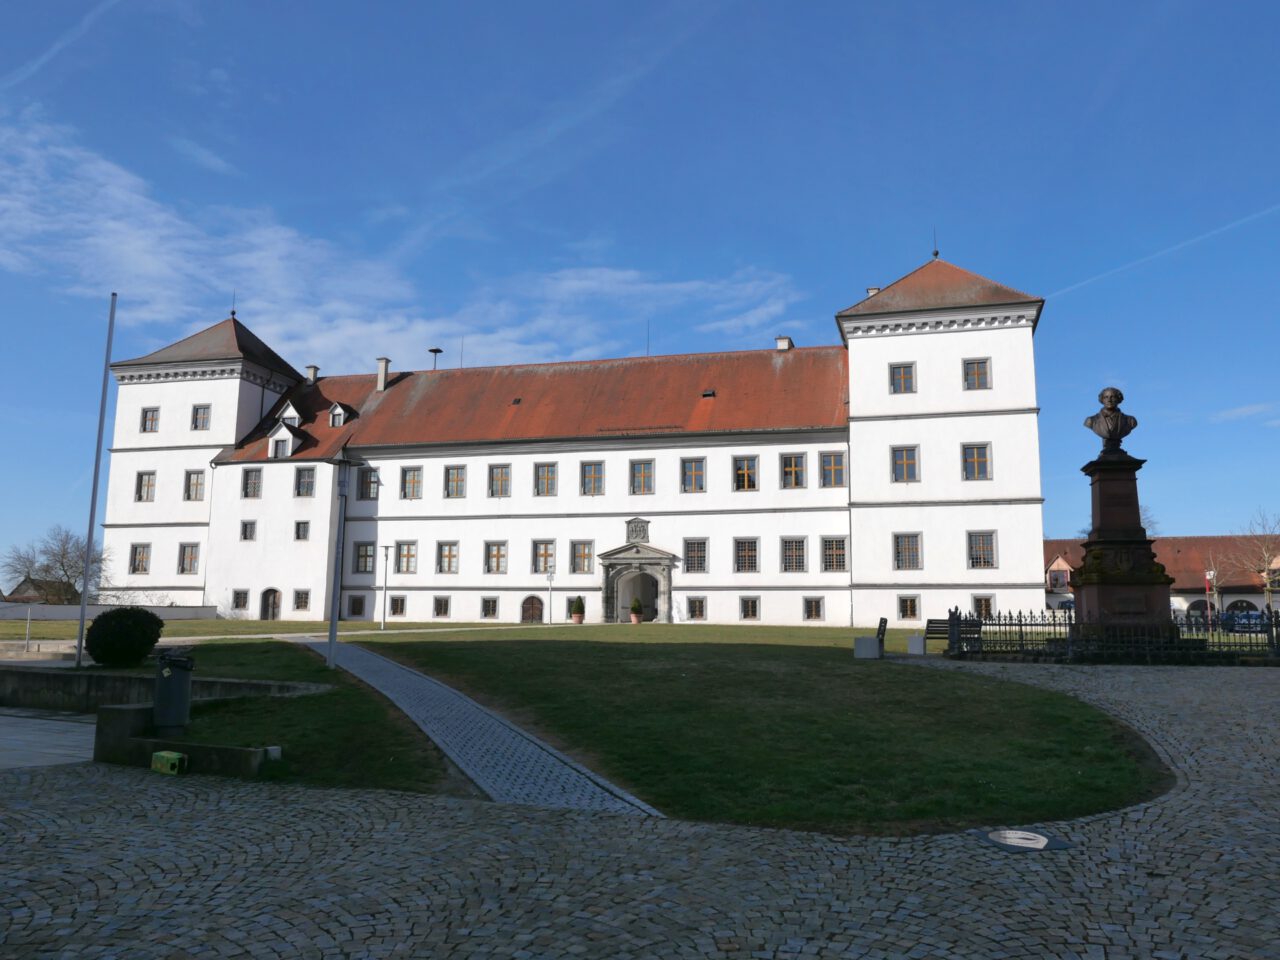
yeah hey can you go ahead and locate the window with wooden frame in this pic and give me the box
[820,452,846,488]
[532,540,555,573]
[967,531,997,569]
[681,457,705,493]
[232,590,249,610]
[580,461,604,496]
[891,446,919,483]
[444,465,466,498]
[480,597,498,619]
[963,358,991,390]
[889,363,915,394]
[534,463,557,496]
[241,468,262,498]
[897,595,920,620]
[893,533,922,570]
[962,443,991,481]
[184,470,205,501]
[128,543,150,575]
[803,597,824,621]
[780,453,806,489]
[295,466,316,497]
[485,541,508,574]
[436,541,458,574]
[293,590,310,611]
[821,536,847,572]
[733,456,758,491]
[488,464,511,498]
[135,471,156,502]
[177,543,199,575]
[781,537,806,572]
[191,404,211,430]
[140,407,159,433]
[571,540,593,574]
[272,439,289,459]
[973,595,995,618]
[734,538,759,573]
[739,596,760,620]
[683,538,707,573]
[357,467,379,499]
[353,542,375,574]
[630,459,654,495]
[390,596,407,616]
[395,541,417,574]
[687,597,706,621]
[400,466,423,499]
[433,596,450,618]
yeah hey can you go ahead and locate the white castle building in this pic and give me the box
[99,258,1048,626]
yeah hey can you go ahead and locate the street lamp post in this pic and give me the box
[381,544,391,630]
[1205,569,1216,630]
[546,566,555,624]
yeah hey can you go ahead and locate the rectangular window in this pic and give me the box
[353,542,375,574]
[962,443,991,481]
[242,468,262,498]
[481,597,499,619]
[390,596,406,617]
[295,466,316,497]
[533,540,555,573]
[485,541,508,574]
[630,459,654,495]
[898,595,920,620]
[803,597,824,621]
[687,597,706,621]
[968,531,997,569]
[140,407,159,433]
[893,533,922,571]
[683,539,707,573]
[571,540,594,574]
[820,452,846,488]
[681,457,705,493]
[973,595,995,618]
[780,454,806,489]
[892,446,919,483]
[1048,570,1069,590]
[273,439,289,459]
[293,590,310,612]
[357,467,379,500]
[964,358,991,390]
[437,541,458,574]
[400,466,422,499]
[889,363,915,394]
[395,541,417,574]
[444,465,466,498]
[184,470,205,502]
[433,596,450,618]
[135,471,156,502]
[781,537,806,572]
[348,595,366,618]
[178,543,199,575]
[733,456,758,492]
[240,520,256,542]
[740,596,760,621]
[534,463,557,496]
[580,461,604,496]
[295,521,310,541]
[488,464,511,498]
[821,536,847,572]
[734,538,759,573]
[128,543,150,575]
[329,408,345,428]
[191,404,210,431]
[232,589,249,610]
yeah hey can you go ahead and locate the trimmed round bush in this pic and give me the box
[85,607,165,667]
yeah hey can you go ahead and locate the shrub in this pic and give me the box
[571,596,585,616]
[86,607,165,667]
[630,596,643,615]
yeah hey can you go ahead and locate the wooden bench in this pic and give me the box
[926,616,982,654]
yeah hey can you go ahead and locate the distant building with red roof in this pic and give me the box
[100,259,1049,626]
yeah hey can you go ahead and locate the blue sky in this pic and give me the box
[2,0,1278,577]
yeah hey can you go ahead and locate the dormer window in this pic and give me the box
[283,416,299,427]
[273,439,289,459]
[277,401,302,428]
[329,403,346,428]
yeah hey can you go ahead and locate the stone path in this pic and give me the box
[0,708,95,770]
[298,639,661,817]
[2,662,1277,958]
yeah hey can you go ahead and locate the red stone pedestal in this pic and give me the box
[1071,452,1174,623]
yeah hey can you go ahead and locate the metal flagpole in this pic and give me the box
[75,293,117,669]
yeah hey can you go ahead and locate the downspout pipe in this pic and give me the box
[326,454,350,668]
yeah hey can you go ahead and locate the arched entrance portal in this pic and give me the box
[260,589,281,621]
[1226,599,1258,613]
[521,595,544,623]
[617,572,659,622]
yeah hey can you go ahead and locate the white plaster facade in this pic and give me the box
[99,261,1049,627]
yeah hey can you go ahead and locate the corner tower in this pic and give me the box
[836,259,1046,623]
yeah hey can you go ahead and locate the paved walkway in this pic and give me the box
[298,639,661,817]
[2,662,1277,958]
[0,708,95,770]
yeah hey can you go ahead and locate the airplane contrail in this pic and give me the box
[0,0,126,93]
[1048,199,1280,299]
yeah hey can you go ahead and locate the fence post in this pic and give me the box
[947,607,960,656]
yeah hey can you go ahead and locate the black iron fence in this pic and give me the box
[944,608,1280,664]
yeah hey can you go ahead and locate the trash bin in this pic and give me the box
[154,652,195,738]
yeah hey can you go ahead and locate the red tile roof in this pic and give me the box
[838,259,1041,318]
[1044,536,1271,592]
[114,317,302,381]
[219,346,849,461]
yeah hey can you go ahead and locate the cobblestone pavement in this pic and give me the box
[2,663,1277,959]
[297,639,661,817]
[0,708,95,770]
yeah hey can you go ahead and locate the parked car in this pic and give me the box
[1220,611,1265,633]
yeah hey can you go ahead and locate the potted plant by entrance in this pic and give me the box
[571,595,585,625]
[630,596,643,624]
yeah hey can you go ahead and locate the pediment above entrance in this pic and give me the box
[598,541,679,563]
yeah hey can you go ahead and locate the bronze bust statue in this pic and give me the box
[1084,386,1138,453]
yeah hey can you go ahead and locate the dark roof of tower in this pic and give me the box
[112,317,302,381]
[837,259,1041,318]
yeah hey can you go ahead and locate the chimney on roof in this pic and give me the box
[376,357,390,392]
[866,287,880,297]
[305,365,319,384]
[775,335,794,352]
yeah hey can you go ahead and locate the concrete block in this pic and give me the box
[907,635,927,656]
[854,636,882,659]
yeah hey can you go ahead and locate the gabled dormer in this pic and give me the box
[328,402,354,428]
[278,401,303,427]
[267,420,306,458]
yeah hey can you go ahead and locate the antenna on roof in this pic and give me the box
[932,228,939,260]
[429,347,442,371]
[231,290,236,319]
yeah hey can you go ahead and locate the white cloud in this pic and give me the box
[1212,403,1274,423]
[0,0,125,92]
[0,111,801,378]
[167,136,239,175]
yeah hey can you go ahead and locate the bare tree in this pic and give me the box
[1223,509,1280,611]
[1076,505,1161,540]
[1,526,109,603]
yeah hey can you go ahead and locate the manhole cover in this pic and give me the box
[973,828,1072,853]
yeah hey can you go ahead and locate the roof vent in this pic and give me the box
[511,397,522,405]
[376,357,390,392]
[775,336,794,352]
[305,365,319,384]
[702,389,716,398]
[866,287,880,297]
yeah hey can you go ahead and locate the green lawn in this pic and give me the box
[362,633,1171,834]
[0,618,496,641]
[160,639,466,795]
